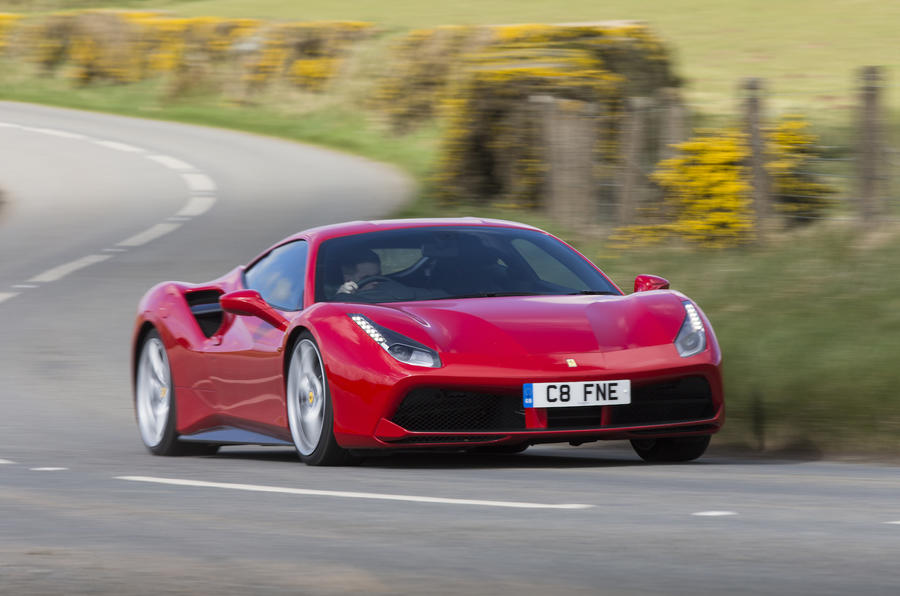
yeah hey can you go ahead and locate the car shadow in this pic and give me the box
[212,442,824,469]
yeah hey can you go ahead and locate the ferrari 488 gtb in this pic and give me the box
[132,218,723,465]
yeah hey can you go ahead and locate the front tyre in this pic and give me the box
[630,435,711,463]
[135,330,219,456]
[286,333,355,466]
[135,331,181,455]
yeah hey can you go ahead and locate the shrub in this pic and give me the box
[768,116,834,225]
[377,22,677,131]
[13,11,370,96]
[651,128,755,246]
[241,21,373,92]
[629,116,834,246]
[0,13,22,53]
[435,46,622,208]
[22,13,77,73]
[375,25,484,131]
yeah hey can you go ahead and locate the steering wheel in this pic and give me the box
[355,275,393,290]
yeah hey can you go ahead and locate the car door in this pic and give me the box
[207,240,309,432]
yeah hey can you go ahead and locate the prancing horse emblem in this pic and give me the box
[566,359,577,367]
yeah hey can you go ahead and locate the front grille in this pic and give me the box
[608,376,714,426]
[392,377,714,434]
[391,389,525,432]
[546,376,714,429]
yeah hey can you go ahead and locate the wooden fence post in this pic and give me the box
[618,96,650,227]
[533,95,598,231]
[742,77,771,239]
[659,87,687,162]
[857,66,884,223]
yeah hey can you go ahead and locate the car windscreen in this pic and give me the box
[314,226,620,304]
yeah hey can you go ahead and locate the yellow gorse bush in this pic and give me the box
[289,57,341,90]
[12,11,370,93]
[242,21,372,90]
[651,129,755,246]
[0,13,22,52]
[768,116,834,224]
[425,23,674,210]
[626,116,834,247]
[378,22,675,130]
[436,45,624,209]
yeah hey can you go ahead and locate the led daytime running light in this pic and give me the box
[350,315,388,349]
[675,300,707,358]
[349,314,441,368]
[683,302,703,332]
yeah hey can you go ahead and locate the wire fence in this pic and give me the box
[541,66,898,235]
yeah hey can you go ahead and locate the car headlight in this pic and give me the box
[674,301,706,358]
[349,314,441,368]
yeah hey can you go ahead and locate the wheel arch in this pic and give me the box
[132,320,158,392]
[283,324,313,386]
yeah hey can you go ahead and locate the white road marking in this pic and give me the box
[147,154,195,171]
[30,467,68,471]
[0,120,219,301]
[116,476,594,510]
[182,173,216,193]
[28,254,111,283]
[117,223,181,247]
[94,139,143,153]
[175,196,216,217]
[29,127,86,140]
[692,511,739,517]
[0,458,15,464]
[885,521,900,525]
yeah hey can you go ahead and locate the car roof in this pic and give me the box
[287,217,543,245]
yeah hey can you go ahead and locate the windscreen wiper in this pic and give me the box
[567,290,619,296]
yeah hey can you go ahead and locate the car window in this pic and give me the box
[374,248,423,274]
[244,240,309,311]
[511,238,589,291]
[314,227,618,304]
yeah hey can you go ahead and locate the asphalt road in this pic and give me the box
[1,101,898,596]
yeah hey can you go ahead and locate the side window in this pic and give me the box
[244,241,309,311]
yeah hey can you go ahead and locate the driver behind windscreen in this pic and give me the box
[336,249,381,295]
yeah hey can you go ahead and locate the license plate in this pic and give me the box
[523,380,631,408]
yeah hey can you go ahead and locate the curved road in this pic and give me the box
[0,102,898,595]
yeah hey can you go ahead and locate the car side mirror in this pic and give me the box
[220,289,288,330]
[633,274,670,293]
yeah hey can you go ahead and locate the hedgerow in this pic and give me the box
[419,23,678,209]
[376,22,677,131]
[8,11,372,94]
[768,116,834,225]
[435,45,624,208]
[0,13,22,53]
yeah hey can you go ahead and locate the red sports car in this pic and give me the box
[132,218,723,465]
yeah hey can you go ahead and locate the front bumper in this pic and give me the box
[329,343,724,450]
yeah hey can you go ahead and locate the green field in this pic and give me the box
[1,1,899,455]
